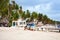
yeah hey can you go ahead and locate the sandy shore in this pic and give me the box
[0,27,60,40]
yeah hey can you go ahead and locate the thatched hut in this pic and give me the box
[0,18,9,27]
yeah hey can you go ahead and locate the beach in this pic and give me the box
[0,27,60,40]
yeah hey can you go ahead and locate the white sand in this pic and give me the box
[0,27,60,40]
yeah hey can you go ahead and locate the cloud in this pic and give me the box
[23,2,52,14]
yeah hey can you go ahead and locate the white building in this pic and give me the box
[36,23,56,31]
[12,18,26,27]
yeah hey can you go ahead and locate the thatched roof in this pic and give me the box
[0,18,9,23]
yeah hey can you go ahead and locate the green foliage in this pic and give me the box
[0,0,9,10]
[21,11,26,19]
[11,11,19,20]
[15,4,19,10]
[19,6,23,15]
[26,10,30,18]
[38,13,43,21]
[0,0,9,17]
[31,12,38,19]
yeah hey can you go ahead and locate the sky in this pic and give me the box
[10,0,60,21]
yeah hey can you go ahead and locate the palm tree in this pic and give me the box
[21,11,26,19]
[32,12,38,19]
[26,10,30,18]
[19,6,23,14]
[37,13,43,22]
[42,15,48,24]
[19,6,24,18]
[0,0,9,17]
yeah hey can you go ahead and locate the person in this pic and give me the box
[41,28,43,31]
[24,26,27,30]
